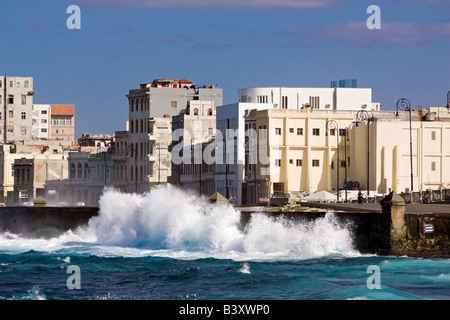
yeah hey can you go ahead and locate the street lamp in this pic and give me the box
[326,120,339,203]
[344,127,349,202]
[396,98,413,193]
[447,91,450,109]
[355,110,373,202]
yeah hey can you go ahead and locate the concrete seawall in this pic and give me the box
[0,206,99,238]
[0,192,449,258]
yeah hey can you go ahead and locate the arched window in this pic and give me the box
[70,163,76,179]
[77,163,83,179]
[208,108,213,116]
[84,163,90,179]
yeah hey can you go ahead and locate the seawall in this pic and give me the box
[0,206,99,238]
[0,194,449,258]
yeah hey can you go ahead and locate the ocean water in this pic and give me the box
[0,187,449,301]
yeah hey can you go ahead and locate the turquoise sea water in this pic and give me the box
[0,188,449,301]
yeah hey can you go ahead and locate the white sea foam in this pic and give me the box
[0,187,360,260]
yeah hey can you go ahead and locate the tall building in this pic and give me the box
[217,86,380,205]
[126,78,222,193]
[0,76,36,144]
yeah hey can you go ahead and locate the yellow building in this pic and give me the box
[244,107,450,204]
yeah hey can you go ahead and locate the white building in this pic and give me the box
[216,86,380,205]
[238,87,378,111]
[32,104,51,139]
[126,78,222,193]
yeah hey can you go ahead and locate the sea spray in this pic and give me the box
[88,187,358,260]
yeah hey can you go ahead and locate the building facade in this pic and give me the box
[126,78,222,193]
[0,76,36,144]
[242,106,450,204]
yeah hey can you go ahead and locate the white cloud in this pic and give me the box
[282,21,450,46]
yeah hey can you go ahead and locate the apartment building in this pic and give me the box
[242,107,450,204]
[51,104,75,142]
[0,76,35,144]
[126,78,222,193]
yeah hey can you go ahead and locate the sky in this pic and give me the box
[1,0,449,138]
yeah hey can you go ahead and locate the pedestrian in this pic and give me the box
[358,190,363,204]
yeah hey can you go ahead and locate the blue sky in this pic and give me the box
[1,0,449,138]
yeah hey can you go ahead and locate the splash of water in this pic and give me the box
[87,187,358,260]
[0,187,359,260]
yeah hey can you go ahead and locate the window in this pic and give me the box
[193,108,198,115]
[8,110,13,118]
[431,131,436,141]
[21,95,26,105]
[66,117,71,126]
[24,80,29,88]
[41,110,47,115]
[17,82,20,88]
[341,160,346,168]
[339,129,347,136]
[9,81,13,88]
[281,96,288,109]
[289,128,294,133]
[171,101,177,109]
[309,96,320,109]
[0,95,2,104]
[329,128,336,136]
[312,128,320,136]
[431,162,436,171]
[312,159,320,167]
[275,128,281,135]
[41,119,47,123]
[8,95,13,104]
[41,128,47,133]
[21,127,26,135]
[297,128,303,135]
[275,159,281,166]
[257,95,268,103]
[0,80,2,88]
[296,159,302,167]
[289,159,293,164]
[21,112,26,120]
[331,161,334,169]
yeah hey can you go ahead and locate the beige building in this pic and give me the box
[0,76,36,144]
[243,107,450,204]
[50,104,75,142]
[0,144,69,204]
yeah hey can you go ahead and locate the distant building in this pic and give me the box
[50,104,75,142]
[0,76,36,144]
[32,104,51,140]
[126,78,222,193]
[0,144,69,204]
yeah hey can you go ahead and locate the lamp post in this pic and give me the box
[355,110,373,202]
[447,91,450,109]
[344,127,349,202]
[326,120,339,203]
[396,98,413,194]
